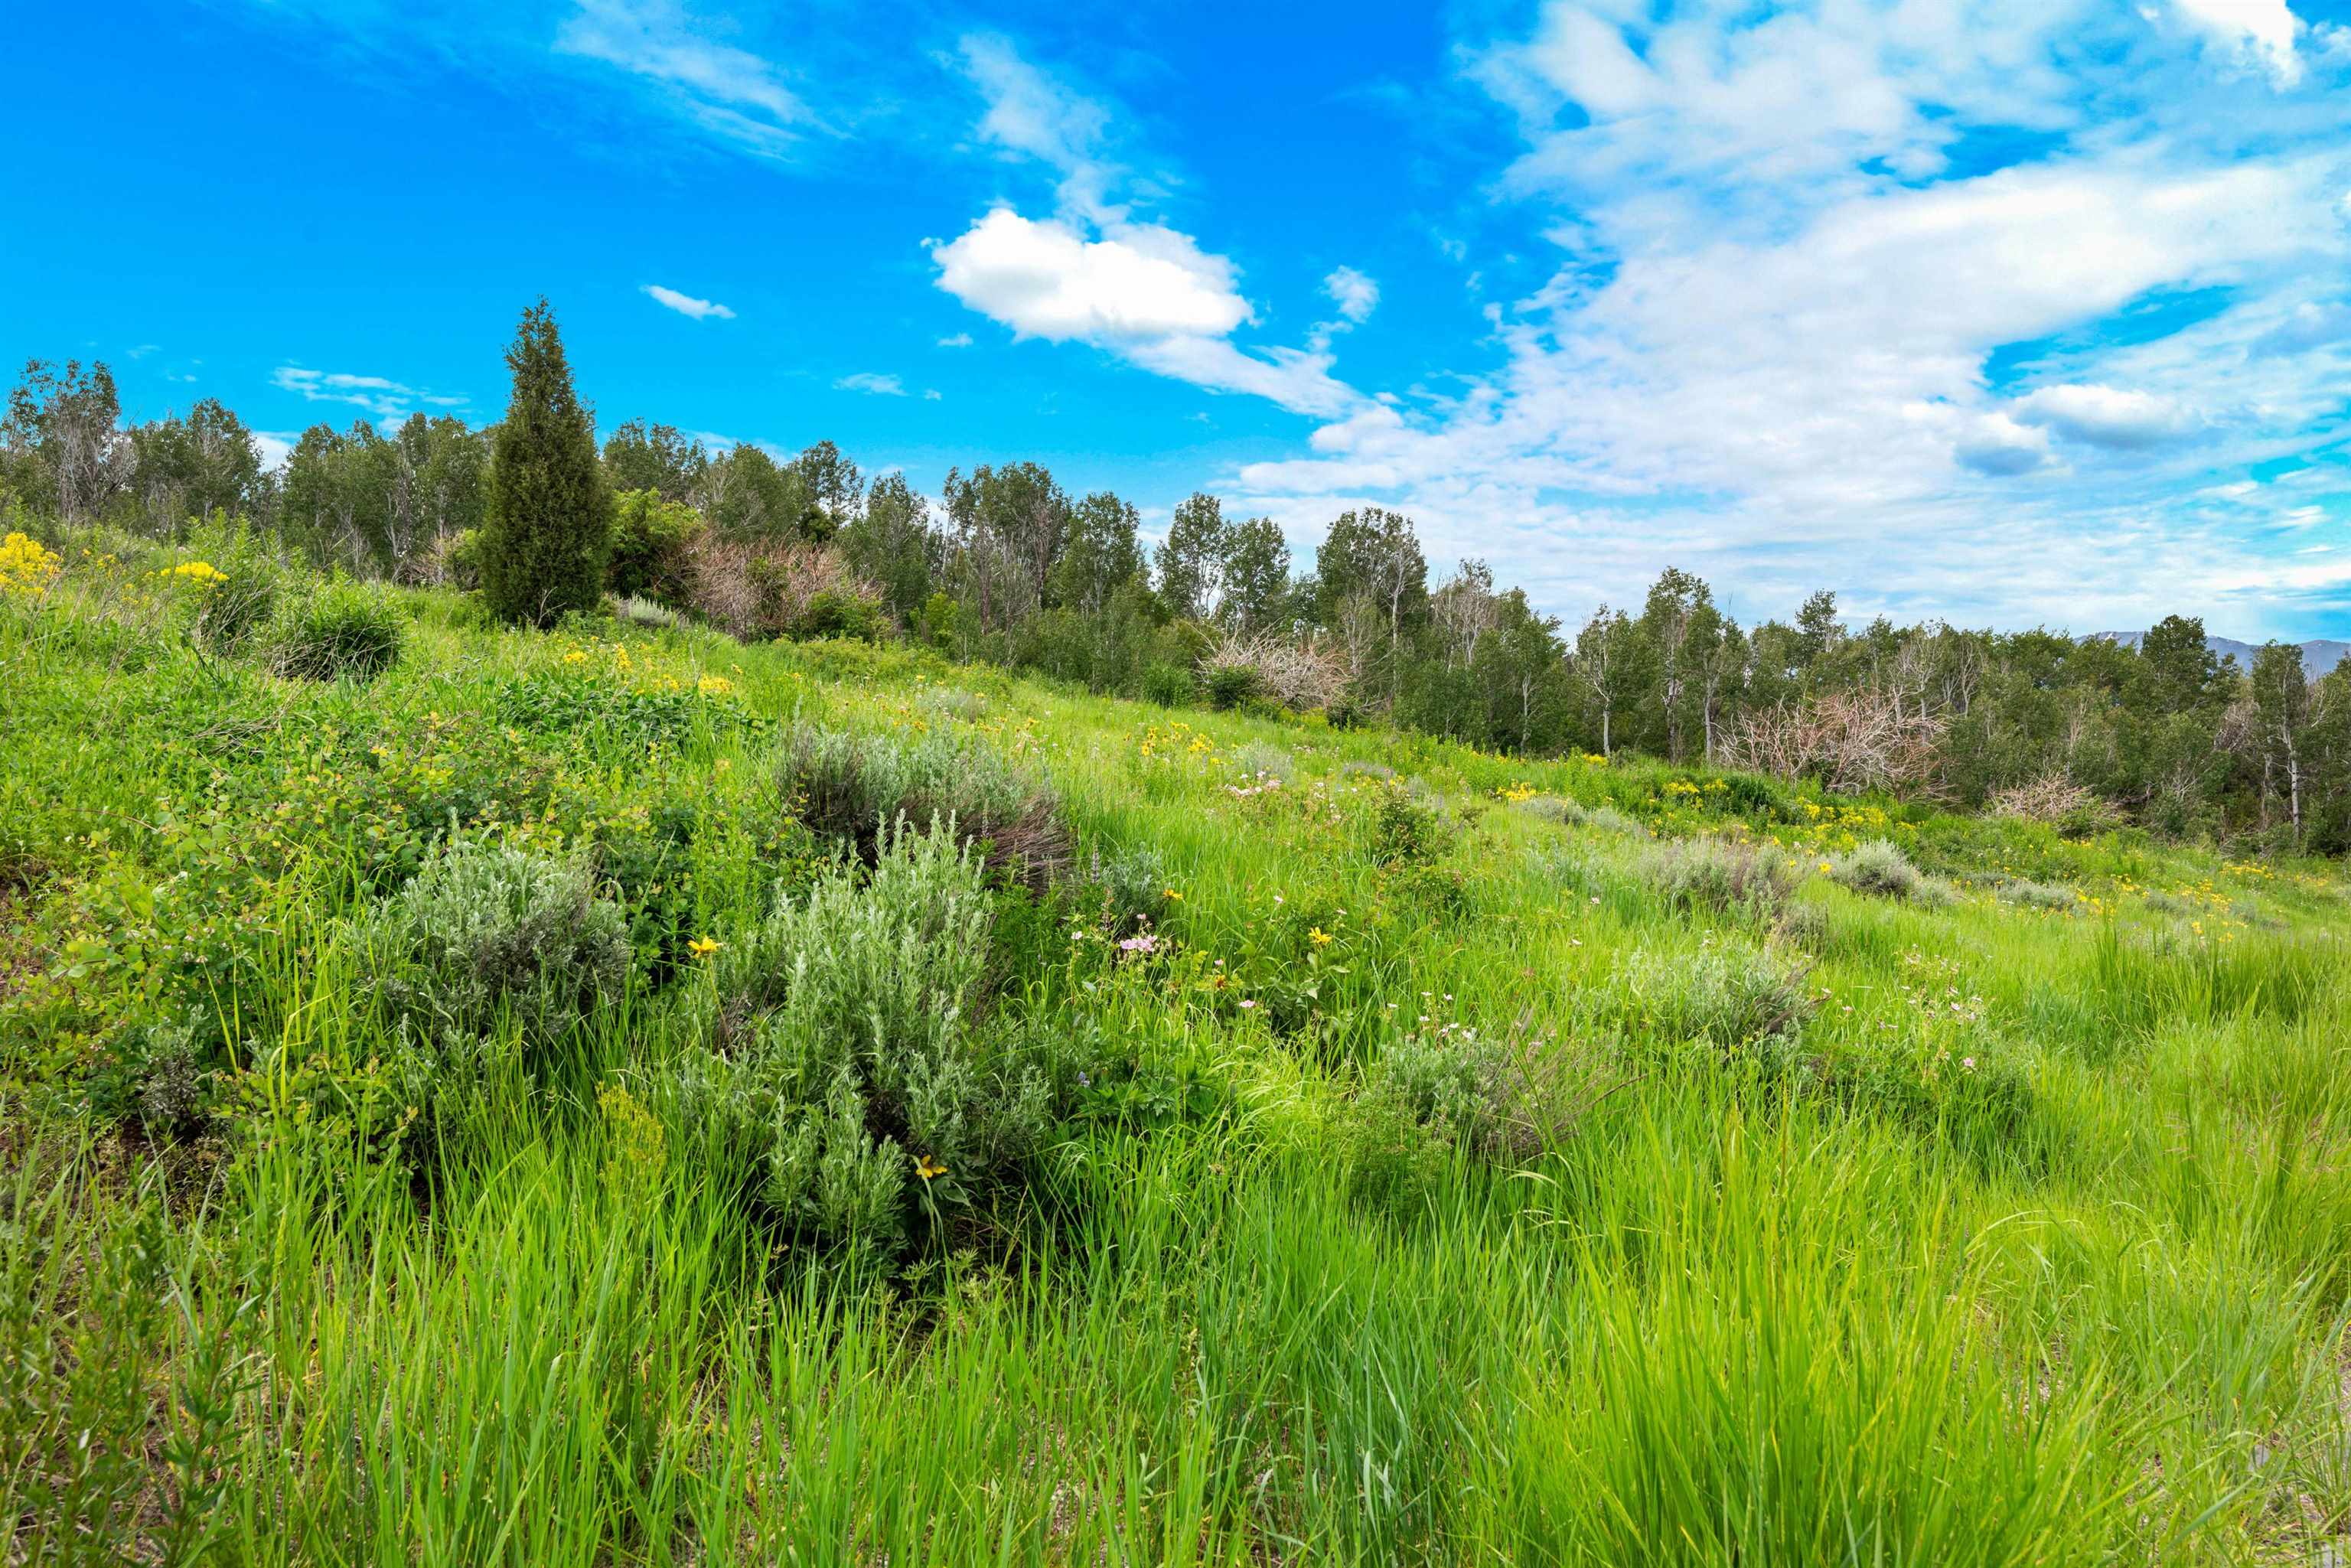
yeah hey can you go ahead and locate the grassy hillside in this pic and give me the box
[5,539,2350,1564]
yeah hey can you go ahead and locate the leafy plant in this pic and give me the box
[266,578,405,682]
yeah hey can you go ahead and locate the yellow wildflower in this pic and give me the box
[688,937,723,959]
[914,1153,947,1182]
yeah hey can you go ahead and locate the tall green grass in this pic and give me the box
[4,564,2349,1564]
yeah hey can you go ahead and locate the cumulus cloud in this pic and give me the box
[2170,0,2304,86]
[932,209,1248,341]
[932,209,1356,416]
[1323,266,1380,324]
[1952,412,2056,476]
[835,371,907,396]
[2010,383,2196,449]
[641,283,735,321]
[932,40,1368,419]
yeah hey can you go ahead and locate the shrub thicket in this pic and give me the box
[778,724,1071,889]
[605,487,703,607]
[686,817,1049,1247]
[359,840,631,1058]
[1638,837,1799,919]
[1828,839,1925,901]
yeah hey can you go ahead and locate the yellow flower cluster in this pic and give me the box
[161,559,227,585]
[0,531,61,596]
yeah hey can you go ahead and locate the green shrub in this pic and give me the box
[916,686,988,724]
[605,487,702,605]
[1140,662,1194,707]
[777,723,1071,890]
[792,588,888,642]
[686,818,1048,1248]
[1612,942,1815,1052]
[615,595,680,629]
[1998,877,2075,910]
[1828,839,1924,901]
[1638,837,1799,920]
[1083,841,1169,936]
[1203,663,1260,711]
[266,579,406,683]
[359,839,631,1056]
[1345,1020,1600,1211]
[1232,741,1296,783]
[1365,783,1451,868]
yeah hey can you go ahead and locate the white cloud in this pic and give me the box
[932,209,1248,342]
[937,331,974,347]
[935,39,1366,419]
[932,208,1357,416]
[835,371,906,396]
[556,0,824,160]
[1209,2,2351,635]
[2170,0,2304,86]
[2010,383,2196,449]
[641,283,735,321]
[1323,266,1380,325]
[923,388,943,400]
[271,365,461,422]
[956,32,1121,219]
[2252,299,2351,354]
[253,431,299,471]
[1951,412,2057,476]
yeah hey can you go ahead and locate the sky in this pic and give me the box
[5,0,2350,640]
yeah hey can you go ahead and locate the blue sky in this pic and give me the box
[5,0,2350,638]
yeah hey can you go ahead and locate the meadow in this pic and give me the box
[4,528,2349,1565]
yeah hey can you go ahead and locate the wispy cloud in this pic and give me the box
[835,371,907,396]
[556,0,827,161]
[937,331,974,348]
[642,283,736,320]
[271,366,465,422]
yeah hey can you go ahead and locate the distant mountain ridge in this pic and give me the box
[2093,631,2351,676]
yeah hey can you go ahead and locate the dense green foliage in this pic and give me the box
[5,534,2350,1562]
[6,334,2346,857]
[478,302,611,626]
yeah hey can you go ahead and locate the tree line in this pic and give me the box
[6,305,2348,855]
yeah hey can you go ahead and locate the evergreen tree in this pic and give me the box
[481,300,611,627]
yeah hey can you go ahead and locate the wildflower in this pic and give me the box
[0,533,62,595]
[1117,934,1157,955]
[914,1153,947,1182]
[1238,999,1257,1009]
[688,937,723,959]
[1308,927,1332,946]
[1164,888,1183,901]
[1961,1057,1976,1072]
